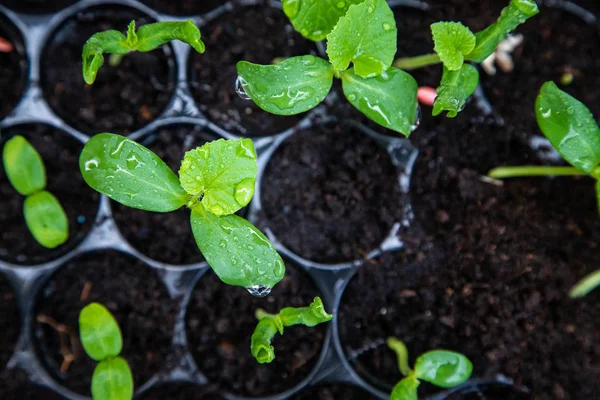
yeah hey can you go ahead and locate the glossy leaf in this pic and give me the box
[390,376,420,400]
[251,314,283,364]
[179,139,257,216]
[341,67,418,136]
[535,81,600,174]
[91,357,133,400]
[414,350,473,388]
[326,0,397,78]
[279,297,333,327]
[468,0,539,62]
[2,135,46,196]
[135,21,205,52]
[282,0,365,41]
[79,303,123,362]
[570,267,600,298]
[23,191,68,249]
[190,204,286,289]
[236,56,334,116]
[431,22,476,71]
[80,133,188,212]
[433,64,479,118]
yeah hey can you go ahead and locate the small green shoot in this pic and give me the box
[79,303,133,400]
[387,337,473,400]
[82,20,205,84]
[2,135,68,248]
[79,134,285,292]
[251,297,332,363]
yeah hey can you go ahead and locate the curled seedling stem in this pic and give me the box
[37,315,81,373]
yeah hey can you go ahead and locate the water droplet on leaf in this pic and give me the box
[235,76,252,100]
[247,285,272,298]
[234,178,255,206]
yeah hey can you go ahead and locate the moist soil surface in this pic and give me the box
[290,384,378,400]
[1,368,65,400]
[1,0,78,13]
[186,263,327,397]
[189,3,318,137]
[139,0,225,16]
[0,124,99,265]
[0,15,26,120]
[40,6,174,135]
[0,274,19,368]
[138,383,224,400]
[260,123,405,264]
[34,251,178,395]
[111,124,209,265]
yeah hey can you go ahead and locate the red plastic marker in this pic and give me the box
[0,37,14,53]
[417,86,437,106]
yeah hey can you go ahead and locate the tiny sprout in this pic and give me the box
[2,135,68,248]
[82,20,205,84]
[251,297,332,363]
[387,337,473,400]
[79,303,133,400]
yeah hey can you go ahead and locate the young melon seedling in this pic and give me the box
[79,134,285,294]
[386,337,473,400]
[82,20,205,84]
[2,135,68,248]
[79,303,133,400]
[251,297,332,363]
[488,81,600,298]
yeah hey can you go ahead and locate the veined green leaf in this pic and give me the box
[414,350,473,388]
[79,303,123,362]
[135,20,205,53]
[91,357,133,400]
[23,191,68,249]
[190,204,286,289]
[341,67,418,136]
[433,64,479,118]
[535,82,600,174]
[282,0,365,41]
[431,22,476,71]
[236,56,334,116]
[390,376,420,400]
[326,0,397,78]
[179,138,258,216]
[80,133,188,212]
[2,135,46,196]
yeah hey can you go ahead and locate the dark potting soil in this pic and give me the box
[290,384,378,400]
[260,123,405,264]
[186,264,327,397]
[0,124,99,265]
[189,4,318,137]
[1,368,65,400]
[111,124,209,265]
[34,251,178,395]
[40,6,175,135]
[0,14,26,120]
[138,0,225,16]
[0,274,19,368]
[137,383,224,400]
[444,383,530,400]
[0,0,78,13]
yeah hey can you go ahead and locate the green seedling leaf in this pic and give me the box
[414,350,473,388]
[23,191,68,249]
[341,67,418,136]
[390,376,420,400]
[431,22,476,71]
[80,133,188,212]
[236,56,334,116]
[2,135,46,196]
[433,64,479,118]
[326,0,397,78]
[570,267,600,298]
[83,20,204,84]
[179,139,258,216]
[91,357,133,400]
[251,297,332,364]
[79,303,123,362]
[190,204,285,289]
[535,82,600,174]
[282,0,365,41]
[468,0,539,62]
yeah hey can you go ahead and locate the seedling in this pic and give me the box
[251,297,332,363]
[79,303,133,400]
[386,337,473,400]
[79,134,285,294]
[488,81,600,298]
[2,135,68,248]
[82,20,205,84]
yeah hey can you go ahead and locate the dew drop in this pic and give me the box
[383,23,392,31]
[247,285,272,298]
[410,105,422,133]
[219,240,227,248]
[234,178,255,206]
[337,1,345,8]
[540,107,552,119]
[367,6,374,13]
[567,106,574,116]
[347,93,357,102]
[84,159,99,171]
[235,76,252,100]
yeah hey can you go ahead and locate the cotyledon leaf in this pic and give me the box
[79,303,123,362]
[236,55,334,116]
[179,138,258,216]
[414,350,473,388]
[23,190,68,249]
[91,357,134,400]
[433,63,479,118]
[390,376,420,400]
[79,133,188,212]
[2,135,46,196]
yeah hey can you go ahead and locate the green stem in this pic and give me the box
[570,269,600,298]
[488,166,586,179]
[393,53,441,70]
[387,337,412,376]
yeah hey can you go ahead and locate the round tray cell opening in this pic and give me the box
[1,0,79,14]
[260,123,410,264]
[188,3,318,137]
[0,124,99,265]
[186,261,329,397]
[290,384,379,400]
[40,5,176,135]
[33,250,179,396]
[138,0,225,16]
[0,274,19,368]
[0,11,27,120]
[137,383,225,400]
